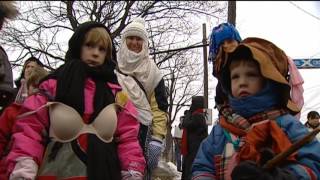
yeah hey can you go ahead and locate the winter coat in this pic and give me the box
[0,46,15,115]
[306,126,320,141]
[182,108,208,180]
[5,78,146,179]
[192,114,320,180]
[150,79,168,141]
[0,103,21,180]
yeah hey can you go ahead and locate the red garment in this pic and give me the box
[180,108,205,156]
[181,129,188,156]
[0,103,22,180]
[192,109,204,115]
[77,113,91,152]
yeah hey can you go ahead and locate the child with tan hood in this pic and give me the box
[192,37,320,180]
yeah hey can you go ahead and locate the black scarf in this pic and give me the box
[43,21,121,180]
[45,59,120,180]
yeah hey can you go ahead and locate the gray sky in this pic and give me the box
[237,1,320,59]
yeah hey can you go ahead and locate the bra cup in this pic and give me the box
[49,103,83,142]
[93,103,118,143]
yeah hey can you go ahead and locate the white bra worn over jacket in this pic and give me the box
[18,102,118,143]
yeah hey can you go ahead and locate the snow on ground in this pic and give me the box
[152,161,181,180]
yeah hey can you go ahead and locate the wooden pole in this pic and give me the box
[202,23,208,109]
[228,1,236,26]
[263,127,320,170]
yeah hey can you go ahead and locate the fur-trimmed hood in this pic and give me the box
[0,1,19,20]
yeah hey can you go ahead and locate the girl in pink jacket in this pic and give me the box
[5,21,145,180]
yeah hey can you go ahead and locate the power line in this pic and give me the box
[150,42,209,55]
[288,1,320,21]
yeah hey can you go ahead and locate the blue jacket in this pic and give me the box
[192,114,320,180]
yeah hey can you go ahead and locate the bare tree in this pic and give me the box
[0,1,227,160]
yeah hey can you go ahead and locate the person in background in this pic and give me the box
[14,56,44,104]
[181,96,208,180]
[0,65,48,180]
[208,22,242,111]
[305,111,320,141]
[173,120,183,172]
[0,1,19,115]
[192,37,320,180]
[5,21,145,180]
[115,17,168,179]
[179,110,189,129]
[174,136,182,172]
[179,110,188,173]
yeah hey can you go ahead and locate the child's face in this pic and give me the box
[308,116,320,127]
[24,61,38,80]
[126,36,143,53]
[81,41,107,67]
[230,60,265,98]
[222,39,238,53]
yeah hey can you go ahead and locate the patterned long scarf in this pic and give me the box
[216,81,297,179]
[217,108,296,180]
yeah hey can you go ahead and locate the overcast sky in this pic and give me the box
[237,1,320,59]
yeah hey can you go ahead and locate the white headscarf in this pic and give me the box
[115,18,163,125]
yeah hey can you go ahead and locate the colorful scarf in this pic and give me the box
[216,82,297,179]
[217,109,296,180]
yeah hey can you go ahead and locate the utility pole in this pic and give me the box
[202,23,208,108]
[228,1,236,26]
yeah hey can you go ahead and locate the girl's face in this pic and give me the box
[126,36,143,53]
[81,41,107,67]
[24,61,38,80]
[222,39,238,53]
[230,60,265,98]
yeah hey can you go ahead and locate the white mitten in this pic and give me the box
[9,157,38,180]
[121,170,143,180]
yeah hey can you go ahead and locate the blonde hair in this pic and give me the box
[83,27,112,61]
[27,66,49,88]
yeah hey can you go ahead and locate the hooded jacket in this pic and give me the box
[0,1,19,114]
[0,47,15,115]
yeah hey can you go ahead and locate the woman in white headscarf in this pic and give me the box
[115,17,169,179]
